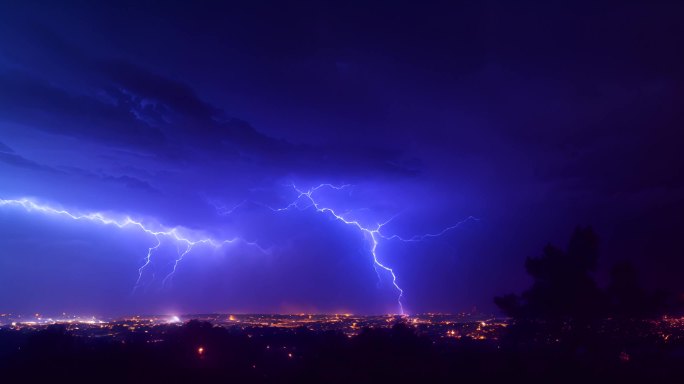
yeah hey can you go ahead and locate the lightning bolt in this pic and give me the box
[1,188,477,314]
[378,215,479,242]
[208,199,249,216]
[257,184,477,315]
[161,243,194,288]
[0,198,266,290]
[138,236,162,288]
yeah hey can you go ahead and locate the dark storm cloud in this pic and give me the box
[92,62,417,177]
[0,69,166,149]
[60,166,162,194]
[0,151,58,173]
[98,60,220,122]
[0,3,437,180]
[0,0,683,315]
[0,140,59,172]
[0,143,160,193]
[0,50,414,177]
[99,174,159,193]
[0,141,15,153]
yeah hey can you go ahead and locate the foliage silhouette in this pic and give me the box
[495,226,604,320]
[496,226,670,321]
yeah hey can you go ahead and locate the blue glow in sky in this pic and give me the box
[0,1,682,315]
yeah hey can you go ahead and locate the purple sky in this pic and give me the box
[0,1,682,316]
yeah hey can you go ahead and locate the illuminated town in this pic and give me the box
[0,312,508,341]
[5,312,684,347]
[2,1,682,382]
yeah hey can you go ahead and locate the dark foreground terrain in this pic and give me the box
[2,318,684,383]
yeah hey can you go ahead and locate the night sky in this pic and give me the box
[0,1,682,316]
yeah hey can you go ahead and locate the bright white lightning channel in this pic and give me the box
[0,198,265,290]
[2,189,476,314]
[260,184,478,315]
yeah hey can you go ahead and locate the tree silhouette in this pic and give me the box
[495,226,676,322]
[495,226,605,320]
[607,261,666,318]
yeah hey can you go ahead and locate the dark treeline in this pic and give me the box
[3,320,684,383]
[3,227,684,383]
[495,226,675,321]
[494,227,682,351]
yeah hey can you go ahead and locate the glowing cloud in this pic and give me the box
[1,185,476,314]
[0,198,266,290]
[258,184,478,315]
